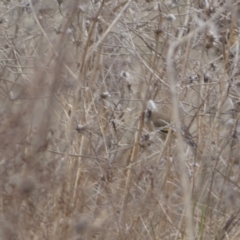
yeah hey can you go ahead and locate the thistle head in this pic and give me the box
[144,100,157,122]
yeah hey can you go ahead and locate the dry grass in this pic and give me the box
[1,0,240,239]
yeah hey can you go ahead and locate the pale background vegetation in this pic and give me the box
[0,0,240,239]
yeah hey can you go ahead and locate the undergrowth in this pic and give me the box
[0,0,240,239]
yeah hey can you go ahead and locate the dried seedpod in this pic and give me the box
[205,6,215,16]
[100,91,111,99]
[205,32,216,49]
[165,13,176,22]
[140,133,152,148]
[120,71,130,79]
[210,62,217,71]
[189,75,199,83]
[204,73,212,83]
[76,123,92,133]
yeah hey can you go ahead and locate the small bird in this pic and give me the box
[144,100,171,139]
[144,100,197,149]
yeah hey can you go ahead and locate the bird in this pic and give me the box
[144,100,197,149]
[144,100,172,139]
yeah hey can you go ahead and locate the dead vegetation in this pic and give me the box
[1,0,240,239]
